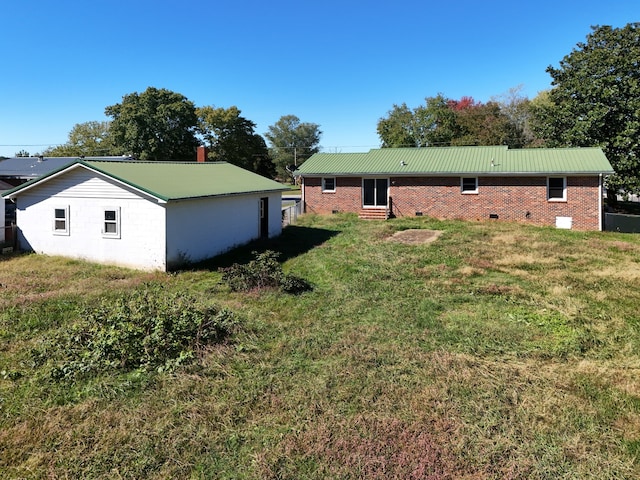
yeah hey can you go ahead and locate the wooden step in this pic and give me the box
[358,208,390,220]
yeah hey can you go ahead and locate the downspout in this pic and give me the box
[300,176,305,213]
[598,173,603,231]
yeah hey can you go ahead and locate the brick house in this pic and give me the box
[295,146,614,231]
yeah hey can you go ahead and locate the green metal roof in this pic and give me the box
[3,160,288,201]
[294,146,614,176]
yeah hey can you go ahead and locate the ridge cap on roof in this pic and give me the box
[370,145,508,150]
[85,160,229,165]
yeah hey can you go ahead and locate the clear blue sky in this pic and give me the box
[1,0,638,158]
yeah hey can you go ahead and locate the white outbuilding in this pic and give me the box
[2,159,288,270]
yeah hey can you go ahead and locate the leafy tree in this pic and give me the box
[14,149,30,157]
[42,121,114,157]
[265,115,321,180]
[377,95,459,148]
[376,103,417,147]
[528,90,555,144]
[105,87,200,161]
[377,94,523,148]
[451,99,515,147]
[197,106,275,177]
[491,85,541,148]
[530,23,640,196]
[416,94,460,146]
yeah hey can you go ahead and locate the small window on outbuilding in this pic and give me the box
[53,206,70,235]
[547,177,566,201]
[322,177,336,192]
[102,207,121,238]
[461,177,478,194]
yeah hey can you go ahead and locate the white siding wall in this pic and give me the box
[165,192,282,269]
[267,192,284,237]
[15,168,167,270]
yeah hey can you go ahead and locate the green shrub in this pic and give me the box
[279,272,313,295]
[220,250,312,294]
[48,283,238,379]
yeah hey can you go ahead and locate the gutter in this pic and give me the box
[167,187,289,203]
[297,171,616,177]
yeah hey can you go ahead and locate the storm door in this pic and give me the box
[362,178,388,207]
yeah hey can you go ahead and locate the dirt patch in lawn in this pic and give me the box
[387,229,443,245]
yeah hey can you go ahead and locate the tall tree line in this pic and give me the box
[43,87,321,181]
[39,23,640,195]
[530,23,640,198]
[377,23,640,198]
[377,90,537,150]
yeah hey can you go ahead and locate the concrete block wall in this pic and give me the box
[16,194,167,269]
[303,175,602,230]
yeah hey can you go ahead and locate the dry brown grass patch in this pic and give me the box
[0,254,166,308]
[414,263,449,277]
[614,414,640,442]
[592,263,640,281]
[491,233,531,246]
[494,252,557,267]
[589,238,640,253]
[457,265,484,276]
[0,395,204,478]
[476,283,521,296]
[572,359,640,397]
[258,413,470,480]
[468,257,495,270]
[609,240,639,252]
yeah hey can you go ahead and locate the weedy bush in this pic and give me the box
[220,250,312,294]
[46,283,238,379]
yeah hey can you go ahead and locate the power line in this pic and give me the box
[0,144,64,147]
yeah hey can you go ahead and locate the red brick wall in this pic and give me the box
[302,175,603,230]
[303,177,363,214]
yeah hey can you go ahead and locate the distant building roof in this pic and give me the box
[3,159,287,202]
[0,155,134,180]
[0,179,13,192]
[295,146,615,176]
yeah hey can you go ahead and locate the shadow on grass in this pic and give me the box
[189,225,338,271]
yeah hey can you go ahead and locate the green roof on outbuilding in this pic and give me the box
[294,146,614,176]
[3,160,288,201]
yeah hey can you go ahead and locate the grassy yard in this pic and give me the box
[1,214,640,479]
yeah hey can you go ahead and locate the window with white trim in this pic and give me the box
[461,177,478,194]
[322,177,336,192]
[547,177,566,201]
[102,207,121,238]
[53,206,70,235]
